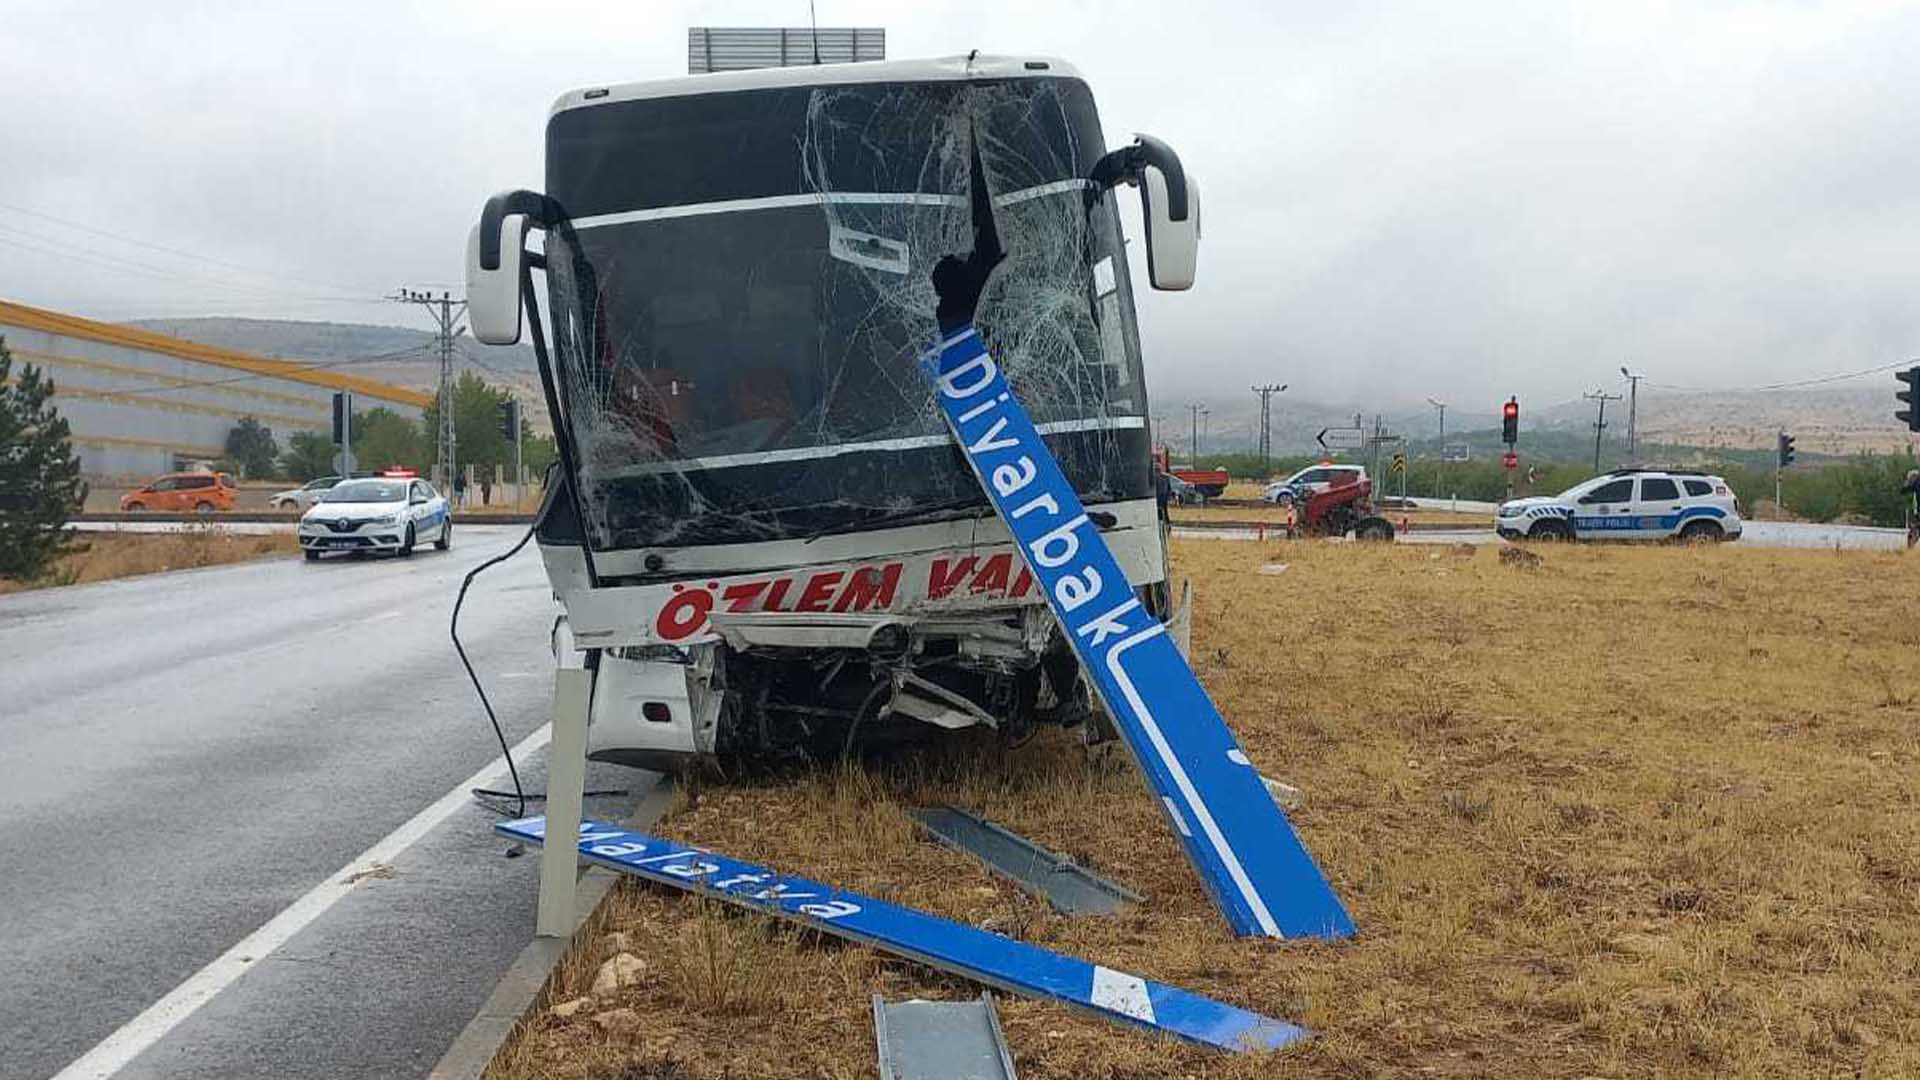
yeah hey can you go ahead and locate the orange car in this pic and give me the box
[120,472,236,513]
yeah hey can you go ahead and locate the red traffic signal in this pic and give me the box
[1501,397,1519,444]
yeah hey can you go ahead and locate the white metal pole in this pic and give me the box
[536,667,592,937]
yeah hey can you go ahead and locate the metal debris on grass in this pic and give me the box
[910,806,1142,915]
[873,993,1019,1080]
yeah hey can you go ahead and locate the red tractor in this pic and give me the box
[1295,471,1395,541]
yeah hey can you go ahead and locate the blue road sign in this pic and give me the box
[497,816,1310,1052]
[920,326,1354,940]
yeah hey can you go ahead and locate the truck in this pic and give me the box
[464,53,1201,772]
[1151,447,1229,499]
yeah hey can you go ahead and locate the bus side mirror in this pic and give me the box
[1089,134,1199,291]
[467,214,527,345]
[1140,167,1198,291]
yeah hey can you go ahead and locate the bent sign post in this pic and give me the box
[498,816,1310,1052]
[921,326,1354,939]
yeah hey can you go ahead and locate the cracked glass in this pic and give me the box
[543,75,1151,556]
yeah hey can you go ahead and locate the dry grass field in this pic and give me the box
[0,528,297,594]
[489,538,1920,1079]
[1168,503,1488,528]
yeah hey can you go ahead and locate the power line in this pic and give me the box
[452,343,523,380]
[0,226,375,304]
[0,198,380,297]
[1644,359,1917,394]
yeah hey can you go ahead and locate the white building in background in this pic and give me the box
[0,298,428,479]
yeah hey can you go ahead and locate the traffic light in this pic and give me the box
[1501,397,1518,444]
[1777,432,1795,468]
[1898,366,1920,432]
[497,399,519,440]
[331,391,351,444]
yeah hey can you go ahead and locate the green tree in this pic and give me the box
[0,336,88,580]
[421,372,515,472]
[224,415,279,479]
[522,432,558,479]
[281,430,335,480]
[353,407,426,472]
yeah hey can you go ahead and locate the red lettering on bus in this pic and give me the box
[833,563,903,612]
[928,556,978,600]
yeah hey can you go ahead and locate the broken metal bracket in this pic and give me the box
[496,816,1310,1053]
[873,993,1018,1080]
[910,806,1141,915]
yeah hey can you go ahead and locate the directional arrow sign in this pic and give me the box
[920,325,1353,940]
[1316,427,1365,451]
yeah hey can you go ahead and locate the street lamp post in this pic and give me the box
[1427,397,1447,498]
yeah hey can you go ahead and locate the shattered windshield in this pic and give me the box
[543,74,1151,553]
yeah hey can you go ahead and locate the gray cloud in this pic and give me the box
[3,0,1916,416]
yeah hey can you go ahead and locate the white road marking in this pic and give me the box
[51,722,555,1080]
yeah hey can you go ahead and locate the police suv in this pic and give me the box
[1496,468,1742,542]
[299,475,451,560]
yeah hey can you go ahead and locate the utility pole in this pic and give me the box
[1251,383,1287,478]
[392,288,468,494]
[1584,390,1623,472]
[1185,402,1205,467]
[1372,414,1384,489]
[1619,366,1643,461]
[1426,397,1447,498]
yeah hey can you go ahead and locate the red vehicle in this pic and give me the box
[1152,447,1229,498]
[1296,470,1394,540]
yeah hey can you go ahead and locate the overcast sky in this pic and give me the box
[4,0,1918,414]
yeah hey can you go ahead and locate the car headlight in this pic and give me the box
[365,514,399,526]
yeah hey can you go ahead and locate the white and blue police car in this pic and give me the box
[1496,468,1742,542]
[299,474,451,561]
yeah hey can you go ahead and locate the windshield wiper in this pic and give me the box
[801,497,993,543]
[801,488,1129,545]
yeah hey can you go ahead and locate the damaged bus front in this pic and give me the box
[466,54,1200,771]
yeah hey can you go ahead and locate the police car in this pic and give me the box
[1496,468,1742,542]
[299,474,451,560]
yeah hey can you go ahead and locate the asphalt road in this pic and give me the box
[0,526,640,1080]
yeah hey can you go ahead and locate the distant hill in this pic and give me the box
[1532,385,1911,457]
[122,316,551,434]
[1184,383,1916,460]
[117,317,1920,460]
[123,316,538,371]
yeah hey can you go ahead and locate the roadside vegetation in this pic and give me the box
[0,527,297,595]
[1198,443,1919,527]
[270,373,556,482]
[0,335,88,582]
[488,538,1920,1078]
